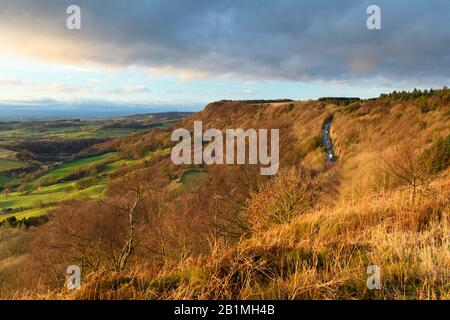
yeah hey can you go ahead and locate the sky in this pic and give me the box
[0,0,449,116]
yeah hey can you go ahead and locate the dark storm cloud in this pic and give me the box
[1,0,449,84]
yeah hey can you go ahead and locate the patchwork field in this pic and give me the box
[0,160,27,173]
[0,207,49,222]
[0,114,188,145]
[0,147,182,222]
[0,112,189,222]
[35,152,119,183]
[0,153,116,221]
[0,114,189,223]
[0,176,15,187]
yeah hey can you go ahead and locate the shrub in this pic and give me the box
[420,135,450,174]
[341,102,360,114]
[75,177,99,190]
[6,216,18,227]
[246,167,324,233]
[309,135,323,151]
[344,129,359,146]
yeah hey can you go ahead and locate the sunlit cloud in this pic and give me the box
[0,0,449,86]
[0,0,448,109]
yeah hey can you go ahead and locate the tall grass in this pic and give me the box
[29,170,448,300]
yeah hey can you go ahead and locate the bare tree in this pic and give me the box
[3,183,13,200]
[103,169,168,271]
[30,169,170,290]
[382,143,428,203]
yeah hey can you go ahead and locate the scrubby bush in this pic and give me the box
[341,102,361,114]
[6,216,18,228]
[75,177,99,190]
[421,135,450,174]
[246,167,326,233]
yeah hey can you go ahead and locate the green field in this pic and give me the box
[0,153,118,221]
[0,114,189,223]
[0,148,209,222]
[36,152,119,183]
[0,159,27,173]
[0,125,149,145]
[0,147,29,175]
[0,207,49,222]
[0,181,105,210]
[0,176,13,187]
[103,148,171,173]
[0,117,183,146]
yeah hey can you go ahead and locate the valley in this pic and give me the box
[0,89,449,300]
[1,0,449,305]
[0,112,191,223]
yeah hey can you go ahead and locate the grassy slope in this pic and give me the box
[124,171,446,300]
[2,98,448,299]
[0,153,118,221]
[0,160,26,173]
[0,207,50,222]
[0,149,172,221]
[62,98,449,300]
[0,181,106,211]
[0,176,15,187]
[36,152,118,182]
[0,124,149,144]
[331,101,450,199]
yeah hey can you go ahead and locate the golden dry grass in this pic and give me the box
[3,96,449,300]
[24,169,447,301]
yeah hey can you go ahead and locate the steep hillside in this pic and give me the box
[181,92,449,200]
[331,93,450,199]
[1,89,449,299]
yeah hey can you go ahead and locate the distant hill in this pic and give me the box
[0,104,199,121]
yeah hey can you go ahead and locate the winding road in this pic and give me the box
[322,117,336,163]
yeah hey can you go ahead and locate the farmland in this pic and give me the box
[0,113,191,222]
[35,152,119,183]
[0,92,449,300]
[0,159,27,173]
[0,152,115,221]
[0,114,188,144]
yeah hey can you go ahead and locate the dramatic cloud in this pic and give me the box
[0,0,449,86]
